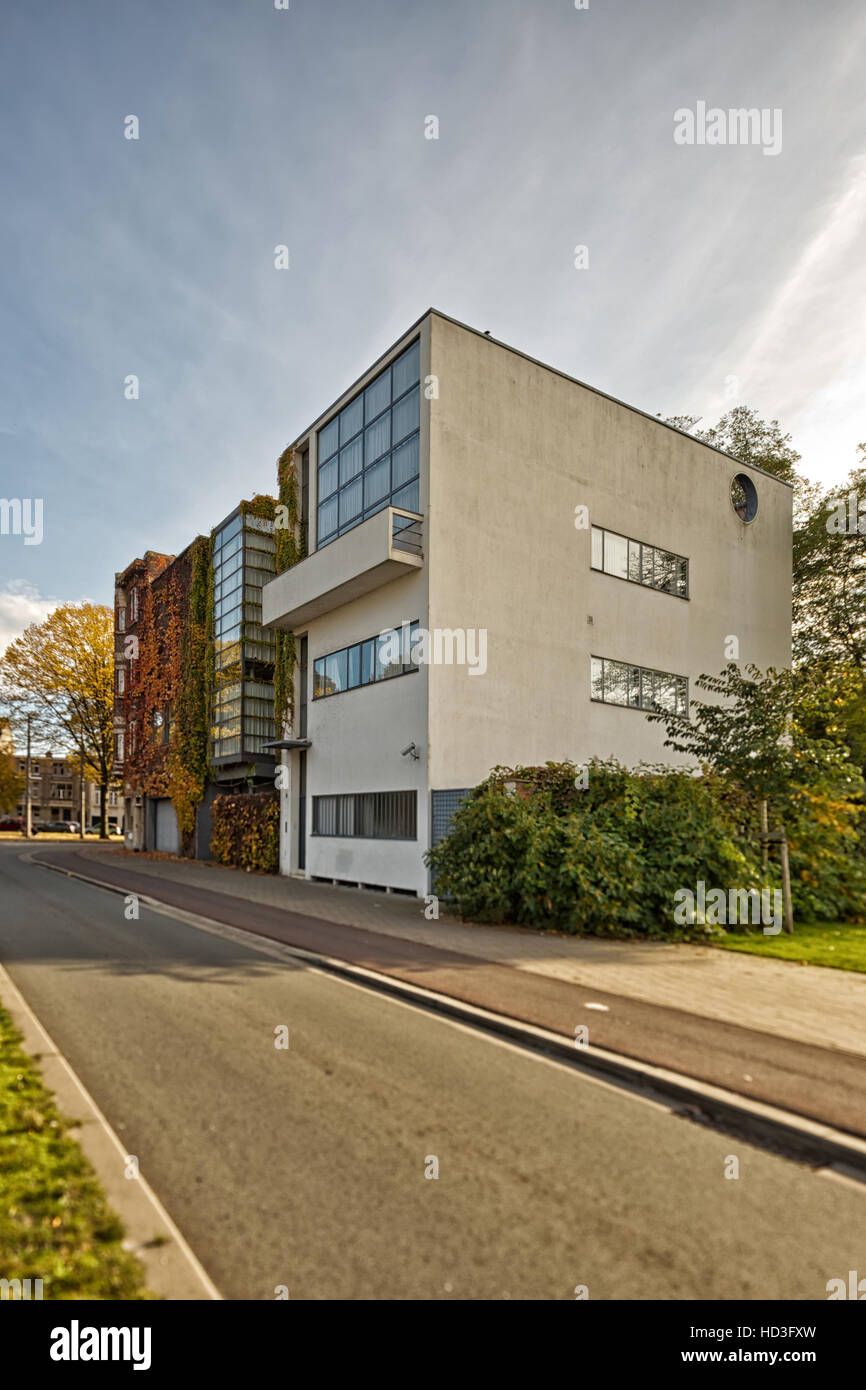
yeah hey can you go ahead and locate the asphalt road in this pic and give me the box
[0,842,863,1300]
[36,844,866,1136]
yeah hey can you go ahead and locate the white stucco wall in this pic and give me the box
[301,569,429,893]
[425,312,792,789]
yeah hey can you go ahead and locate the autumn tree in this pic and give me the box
[0,718,25,816]
[0,604,115,837]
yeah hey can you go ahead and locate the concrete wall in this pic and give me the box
[425,312,792,789]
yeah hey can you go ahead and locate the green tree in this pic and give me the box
[647,664,865,931]
[793,448,866,684]
[664,406,803,485]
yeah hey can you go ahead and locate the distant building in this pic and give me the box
[6,751,110,829]
[115,501,277,855]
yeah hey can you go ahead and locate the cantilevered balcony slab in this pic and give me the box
[262,507,423,631]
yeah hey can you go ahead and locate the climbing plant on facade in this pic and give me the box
[124,538,213,855]
[273,447,305,737]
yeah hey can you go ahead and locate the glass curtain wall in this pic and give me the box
[212,511,277,764]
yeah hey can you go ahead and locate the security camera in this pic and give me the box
[401,742,419,760]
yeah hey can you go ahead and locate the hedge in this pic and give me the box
[210,790,279,873]
[425,760,760,938]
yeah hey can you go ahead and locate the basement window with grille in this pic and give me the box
[312,790,417,840]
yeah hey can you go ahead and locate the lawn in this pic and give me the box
[713,920,866,973]
[0,1000,152,1299]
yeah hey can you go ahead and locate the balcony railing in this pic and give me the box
[391,511,423,556]
[262,507,424,631]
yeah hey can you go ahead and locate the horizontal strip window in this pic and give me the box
[312,791,417,840]
[591,655,688,717]
[591,526,688,598]
[314,621,420,699]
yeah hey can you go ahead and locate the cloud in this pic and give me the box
[691,154,866,485]
[0,581,59,659]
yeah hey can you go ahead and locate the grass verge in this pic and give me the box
[0,999,152,1299]
[713,920,866,973]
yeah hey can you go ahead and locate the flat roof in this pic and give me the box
[288,307,793,490]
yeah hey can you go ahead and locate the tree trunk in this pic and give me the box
[100,775,109,839]
[78,742,86,840]
[778,826,794,935]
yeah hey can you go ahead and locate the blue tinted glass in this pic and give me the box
[364,368,391,423]
[313,659,328,698]
[365,414,390,464]
[340,396,364,444]
[339,436,363,486]
[392,480,419,515]
[318,495,338,540]
[360,639,375,685]
[318,457,339,499]
[219,552,242,580]
[340,477,363,526]
[392,385,419,444]
[347,645,361,688]
[392,435,419,490]
[324,649,348,694]
[392,340,420,399]
[319,417,339,462]
[364,455,390,507]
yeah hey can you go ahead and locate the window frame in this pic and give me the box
[316,339,421,550]
[311,790,417,841]
[590,654,689,717]
[591,525,689,600]
[313,622,421,701]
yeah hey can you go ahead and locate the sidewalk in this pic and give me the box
[81,846,866,1059]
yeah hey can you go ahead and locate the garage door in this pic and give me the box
[154,799,180,855]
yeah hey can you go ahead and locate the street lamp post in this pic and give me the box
[24,712,32,839]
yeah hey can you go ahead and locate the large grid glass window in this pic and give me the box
[313,621,421,699]
[591,656,688,716]
[212,512,277,761]
[312,791,417,840]
[317,339,421,547]
[591,526,688,598]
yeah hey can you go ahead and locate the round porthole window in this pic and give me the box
[731,473,758,523]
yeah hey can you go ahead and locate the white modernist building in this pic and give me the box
[262,310,792,897]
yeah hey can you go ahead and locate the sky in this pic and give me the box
[1,0,864,654]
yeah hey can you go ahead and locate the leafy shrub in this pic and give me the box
[426,760,761,938]
[210,790,279,873]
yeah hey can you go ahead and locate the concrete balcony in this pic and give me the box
[262,507,423,631]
